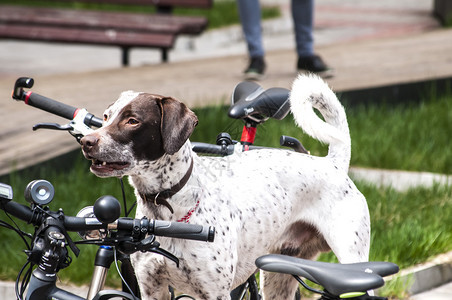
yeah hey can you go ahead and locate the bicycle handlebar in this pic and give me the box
[191,142,235,156]
[192,141,286,155]
[0,198,215,243]
[23,91,78,120]
[0,199,38,224]
[12,77,103,128]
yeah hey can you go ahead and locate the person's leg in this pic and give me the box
[237,0,265,58]
[237,0,266,79]
[292,0,314,57]
[292,0,333,77]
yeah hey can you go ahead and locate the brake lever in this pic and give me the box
[33,122,73,131]
[144,240,180,267]
[117,237,180,267]
[32,118,92,144]
[33,122,84,143]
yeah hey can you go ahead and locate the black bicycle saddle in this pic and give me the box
[256,254,399,296]
[228,81,290,123]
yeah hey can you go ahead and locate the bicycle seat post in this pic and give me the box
[240,121,257,151]
[229,81,291,152]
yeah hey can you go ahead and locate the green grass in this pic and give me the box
[367,182,452,268]
[0,0,281,29]
[347,97,452,174]
[0,94,451,290]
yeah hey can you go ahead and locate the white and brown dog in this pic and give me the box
[80,74,370,300]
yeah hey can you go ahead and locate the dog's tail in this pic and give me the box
[289,74,351,171]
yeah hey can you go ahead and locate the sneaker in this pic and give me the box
[244,56,266,80]
[297,54,334,78]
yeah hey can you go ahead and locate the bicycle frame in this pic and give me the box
[24,247,137,300]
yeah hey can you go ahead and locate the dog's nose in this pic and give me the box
[80,134,99,151]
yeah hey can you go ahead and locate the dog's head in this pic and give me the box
[80,91,198,177]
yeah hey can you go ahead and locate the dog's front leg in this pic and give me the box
[130,252,172,300]
[135,275,172,300]
[139,287,172,300]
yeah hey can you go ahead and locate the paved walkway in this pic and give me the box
[0,0,440,77]
[412,282,452,300]
[0,0,451,298]
[1,0,451,177]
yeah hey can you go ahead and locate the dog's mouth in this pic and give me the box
[90,159,130,174]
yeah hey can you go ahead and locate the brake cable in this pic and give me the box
[119,178,136,217]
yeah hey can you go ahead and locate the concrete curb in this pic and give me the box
[404,251,452,295]
[349,167,452,192]
[380,251,452,298]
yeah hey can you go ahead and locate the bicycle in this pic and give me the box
[0,178,214,300]
[9,77,399,300]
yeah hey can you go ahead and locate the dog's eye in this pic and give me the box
[126,118,139,125]
[103,114,108,122]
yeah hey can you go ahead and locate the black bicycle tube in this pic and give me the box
[26,275,85,300]
[63,216,106,232]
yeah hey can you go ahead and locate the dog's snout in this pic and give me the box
[80,134,99,151]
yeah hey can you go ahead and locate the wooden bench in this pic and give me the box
[0,0,212,66]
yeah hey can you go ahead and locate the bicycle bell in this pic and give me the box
[76,206,105,240]
[93,195,121,224]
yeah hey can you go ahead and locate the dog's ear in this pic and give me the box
[158,97,198,155]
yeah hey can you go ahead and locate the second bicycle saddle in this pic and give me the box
[228,81,290,123]
[256,254,399,297]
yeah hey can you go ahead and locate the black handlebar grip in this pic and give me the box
[152,220,215,242]
[0,200,37,224]
[280,135,309,154]
[192,142,222,154]
[23,91,79,121]
[191,142,234,156]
